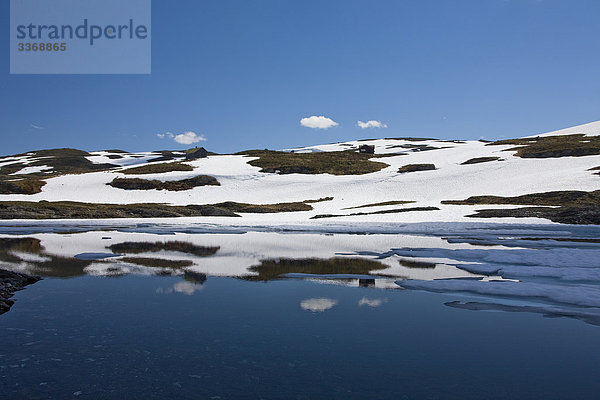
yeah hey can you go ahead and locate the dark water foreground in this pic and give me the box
[1,223,600,399]
[1,275,600,399]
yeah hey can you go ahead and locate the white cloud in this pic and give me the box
[30,123,45,130]
[357,120,387,129]
[300,116,339,129]
[157,131,206,145]
[174,131,206,145]
[300,298,338,312]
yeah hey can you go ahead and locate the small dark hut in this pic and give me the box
[358,278,376,287]
[185,147,208,160]
[358,144,375,154]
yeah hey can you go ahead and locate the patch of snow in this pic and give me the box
[86,151,165,167]
[532,120,600,138]
[10,165,52,175]
[0,121,599,225]
[0,156,30,168]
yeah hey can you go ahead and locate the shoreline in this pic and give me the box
[1,219,599,235]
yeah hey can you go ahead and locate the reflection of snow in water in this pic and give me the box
[9,251,51,263]
[2,224,600,325]
[358,297,387,307]
[2,230,476,280]
[84,263,161,277]
[300,298,338,312]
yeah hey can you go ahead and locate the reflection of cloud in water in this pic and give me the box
[157,281,203,295]
[300,298,338,312]
[358,297,387,307]
[174,281,203,295]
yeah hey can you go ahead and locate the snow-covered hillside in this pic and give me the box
[530,120,600,138]
[0,122,599,225]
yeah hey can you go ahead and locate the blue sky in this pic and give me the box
[2,0,600,155]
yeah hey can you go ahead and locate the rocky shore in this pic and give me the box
[0,269,41,315]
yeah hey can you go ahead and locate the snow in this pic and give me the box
[0,122,599,225]
[10,165,53,175]
[0,156,30,168]
[532,120,600,137]
[86,151,173,167]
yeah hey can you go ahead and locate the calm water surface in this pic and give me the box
[2,275,600,399]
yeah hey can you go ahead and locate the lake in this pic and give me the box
[1,223,600,399]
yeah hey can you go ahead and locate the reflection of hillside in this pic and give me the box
[0,237,219,278]
[184,270,207,285]
[0,237,91,278]
[1,233,482,284]
[31,256,92,278]
[245,257,388,281]
[0,237,221,279]
[120,257,194,269]
[0,237,43,261]
[108,241,219,257]
[398,258,436,269]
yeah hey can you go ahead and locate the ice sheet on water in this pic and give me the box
[74,253,122,260]
[389,247,600,269]
[445,301,600,326]
[397,279,600,308]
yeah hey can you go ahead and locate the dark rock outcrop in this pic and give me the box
[0,269,41,315]
[460,157,501,165]
[443,190,600,225]
[467,206,600,225]
[398,164,436,173]
[107,175,220,191]
[0,201,240,219]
